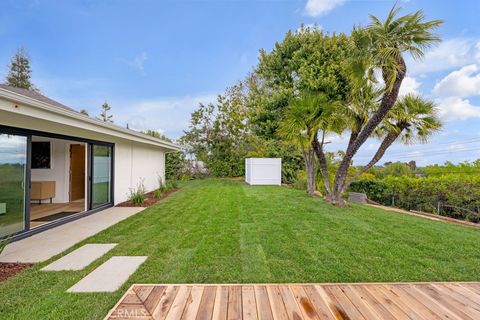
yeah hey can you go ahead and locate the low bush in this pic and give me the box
[349,175,480,222]
[129,181,146,205]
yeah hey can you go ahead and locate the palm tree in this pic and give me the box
[348,94,442,186]
[329,6,443,205]
[279,93,338,195]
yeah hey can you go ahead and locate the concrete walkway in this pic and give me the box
[68,256,147,292]
[42,243,118,271]
[0,207,144,263]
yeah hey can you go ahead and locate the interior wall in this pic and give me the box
[31,137,86,203]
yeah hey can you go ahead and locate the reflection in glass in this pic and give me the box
[92,145,112,208]
[0,134,27,237]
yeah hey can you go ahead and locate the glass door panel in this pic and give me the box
[0,134,27,237]
[91,145,112,208]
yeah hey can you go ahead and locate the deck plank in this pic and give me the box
[196,286,217,320]
[151,285,180,320]
[278,285,304,320]
[323,285,366,320]
[290,285,320,320]
[212,286,229,320]
[303,285,335,320]
[349,285,394,319]
[181,286,204,320]
[165,286,192,320]
[340,286,382,320]
[267,285,289,320]
[227,286,242,320]
[254,285,274,320]
[363,285,412,319]
[106,282,480,320]
[242,286,258,320]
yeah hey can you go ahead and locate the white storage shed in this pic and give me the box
[245,158,282,185]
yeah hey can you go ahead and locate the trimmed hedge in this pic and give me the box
[349,175,480,222]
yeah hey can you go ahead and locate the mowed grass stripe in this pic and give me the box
[0,179,479,320]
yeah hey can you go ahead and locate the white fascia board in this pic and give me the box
[0,88,182,152]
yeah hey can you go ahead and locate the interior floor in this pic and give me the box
[30,199,85,228]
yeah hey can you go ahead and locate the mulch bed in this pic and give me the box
[0,262,33,282]
[116,188,179,207]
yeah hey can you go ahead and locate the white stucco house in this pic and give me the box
[0,84,180,239]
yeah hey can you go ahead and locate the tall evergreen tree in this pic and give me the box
[97,101,113,123]
[5,48,38,91]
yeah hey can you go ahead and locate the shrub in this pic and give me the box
[129,181,146,205]
[349,175,480,222]
[168,179,179,189]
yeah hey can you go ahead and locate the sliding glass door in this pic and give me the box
[0,134,28,237]
[91,144,112,208]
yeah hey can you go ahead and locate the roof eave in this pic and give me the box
[0,88,182,152]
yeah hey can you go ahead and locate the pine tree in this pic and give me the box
[97,101,113,123]
[5,48,38,91]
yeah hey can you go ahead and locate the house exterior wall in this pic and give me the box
[0,99,169,206]
[113,139,165,204]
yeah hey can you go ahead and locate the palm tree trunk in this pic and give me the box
[303,148,316,195]
[344,130,400,192]
[329,57,407,205]
[312,134,331,194]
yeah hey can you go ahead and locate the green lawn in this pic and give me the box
[1,179,479,319]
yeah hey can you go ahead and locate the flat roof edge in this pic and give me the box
[0,88,182,152]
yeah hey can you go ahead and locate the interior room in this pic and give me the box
[29,136,87,228]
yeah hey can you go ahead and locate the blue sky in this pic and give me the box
[1,0,480,166]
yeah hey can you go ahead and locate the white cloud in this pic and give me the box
[435,96,480,121]
[129,52,148,75]
[304,0,345,17]
[406,38,480,75]
[433,64,480,97]
[113,94,217,138]
[399,76,421,97]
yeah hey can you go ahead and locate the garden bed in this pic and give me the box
[0,262,33,282]
[116,188,179,207]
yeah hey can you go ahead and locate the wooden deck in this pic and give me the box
[106,282,480,319]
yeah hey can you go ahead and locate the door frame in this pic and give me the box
[69,144,86,202]
[0,124,115,241]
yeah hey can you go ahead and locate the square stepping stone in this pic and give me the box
[67,256,147,293]
[42,243,117,271]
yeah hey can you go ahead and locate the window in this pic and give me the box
[91,144,112,208]
[31,141,51,169]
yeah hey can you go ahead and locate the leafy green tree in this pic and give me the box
[4,48,38,91]
[253,28,351,139]
[165,152,185,180]
[383,162,415,177]
[142,129,172,142]
[97,101,113,123]
[182,79,253,177]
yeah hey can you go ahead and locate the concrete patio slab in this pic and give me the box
[41,243,118,271]
[0,207,144,263]
[67,256,147,293]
